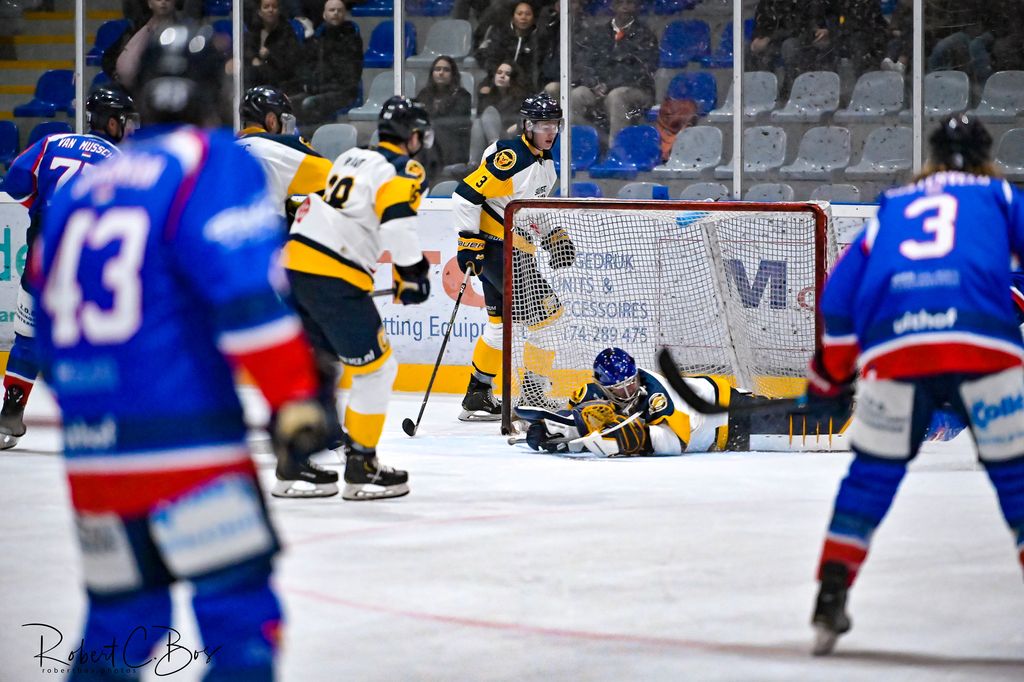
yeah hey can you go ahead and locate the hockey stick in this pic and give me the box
[402,269,473,437]
[371,288,396,298]
[513,405,575,426]
[655,348,800,415]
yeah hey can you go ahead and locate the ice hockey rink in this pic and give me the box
[2,385,1024,681]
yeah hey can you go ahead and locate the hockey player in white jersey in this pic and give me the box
[282,96,433,500]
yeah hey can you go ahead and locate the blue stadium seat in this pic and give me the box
[653,0,698,15]
[91,71,112,89]
[363,21,417,68]
[551,125,600,174]
[0,121,19,169]
[351,0,393,16]
[203,0,231,16]
[407,0,454,16]
[290,18,306,43]
[617,182,670,199]
[665,71,717,116]
[555,182,603,198]
[27,121,72,147]
[588,125,661,180]
[13,69,75,117]
[659,20,711,68]
[698,19,753,68]
[87,19,129,67]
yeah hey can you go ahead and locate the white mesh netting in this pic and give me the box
[505,201,838,407]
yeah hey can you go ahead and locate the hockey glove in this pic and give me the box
[574,400,651,456]
[393,256,431,305]
[542,228,576,269]
[526,421,566,453]
[798,350,855,420]
[457,232,486,276]
[271,398,329,465]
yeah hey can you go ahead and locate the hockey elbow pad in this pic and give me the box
[393,256,431,305]
[271,399,329,465]
[457,232,486,275]
[542,228,576,269]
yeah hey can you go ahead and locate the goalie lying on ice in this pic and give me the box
[518,347,831,456]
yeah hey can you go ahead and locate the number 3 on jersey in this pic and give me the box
[900,194,958,260]
[42,208,148,347]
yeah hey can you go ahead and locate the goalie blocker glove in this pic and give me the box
[457,231,486,275]
[393,256,431,305]
[542,228,576,269]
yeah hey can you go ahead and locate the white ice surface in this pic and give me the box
[2,384,1023,681]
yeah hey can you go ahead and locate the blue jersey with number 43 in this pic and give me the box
[819,171,1024,382]
[34,126,297,515]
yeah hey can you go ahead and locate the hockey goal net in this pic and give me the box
[500,199,839,432]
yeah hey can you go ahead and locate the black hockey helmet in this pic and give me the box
[520,92,563,121]
[241,85,296,134]
[134,24,230,126]
[85,84,138,140]
[378,95,433,148]
[928,112,992,171]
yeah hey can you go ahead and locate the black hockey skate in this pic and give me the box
[516,370,564,412]
[811,561,852,656]
[459,376,502,422]
[343,451,409,500]
[272,456,339,498]
[0,385,27,451]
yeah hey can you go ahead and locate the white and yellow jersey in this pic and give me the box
[236,127,333,214]
[452,134,557,244]
[282,141,427,291]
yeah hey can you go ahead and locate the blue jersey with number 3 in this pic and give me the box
[35,125,297,515]
[819,171,1024,381]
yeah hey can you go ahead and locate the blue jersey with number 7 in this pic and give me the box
[818,171,1024,382]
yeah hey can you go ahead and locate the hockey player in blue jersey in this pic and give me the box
[33,25,329,679]
[805,113,1024,656]
[0,84,136,450]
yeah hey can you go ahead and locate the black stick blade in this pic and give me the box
[402,418,418,437]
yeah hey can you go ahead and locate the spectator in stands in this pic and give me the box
[924,0,996,82]
[453,0,492,23]
[988,0,1024,73]
[831,0,889,80]
[293,0,363,126]
[571,0,658,142]
[747,0,831,96]
[475,1,541,89]
[535,0,586,97]
[881,0,912,74]
[244,0,303,92]
[478,62,531,134]
[416,56,474,168]
[102,0,179,85]
[121,0,199,29]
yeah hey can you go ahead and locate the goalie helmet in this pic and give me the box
[593,347,640,405]
[928,112,992,171]
[378,96,434,150]
[134,24,230,126]
[241,86,296,135]
[85,84,138,141]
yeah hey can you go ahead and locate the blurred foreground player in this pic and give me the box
[34,25,328,679]
[282,96,433,500]
[0,84,136,449]
[804,113,1024,655]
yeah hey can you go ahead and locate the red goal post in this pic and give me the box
[500,199,838,434]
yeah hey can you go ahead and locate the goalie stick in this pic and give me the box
[655,348,800,415]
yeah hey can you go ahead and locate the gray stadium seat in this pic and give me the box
[899,71,969,121]
[995,128,1024,180]
[617,182,670,199]
[429,180,459,197]
[810,183,862,203]
[348,72,417,121]
[969,70,1024,122]
[770,71,840,123]
[833,71,905,122]
[744,183,795,202]
[652,125,722,179]
[708,71,778,122]
[846,125,913,179]
[679,182,730,201]
[406,20,473,68]
[715,125,786,178]
[779,126,851,180]
[310,123,358,161]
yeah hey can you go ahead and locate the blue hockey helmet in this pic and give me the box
[593,347,639,404]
